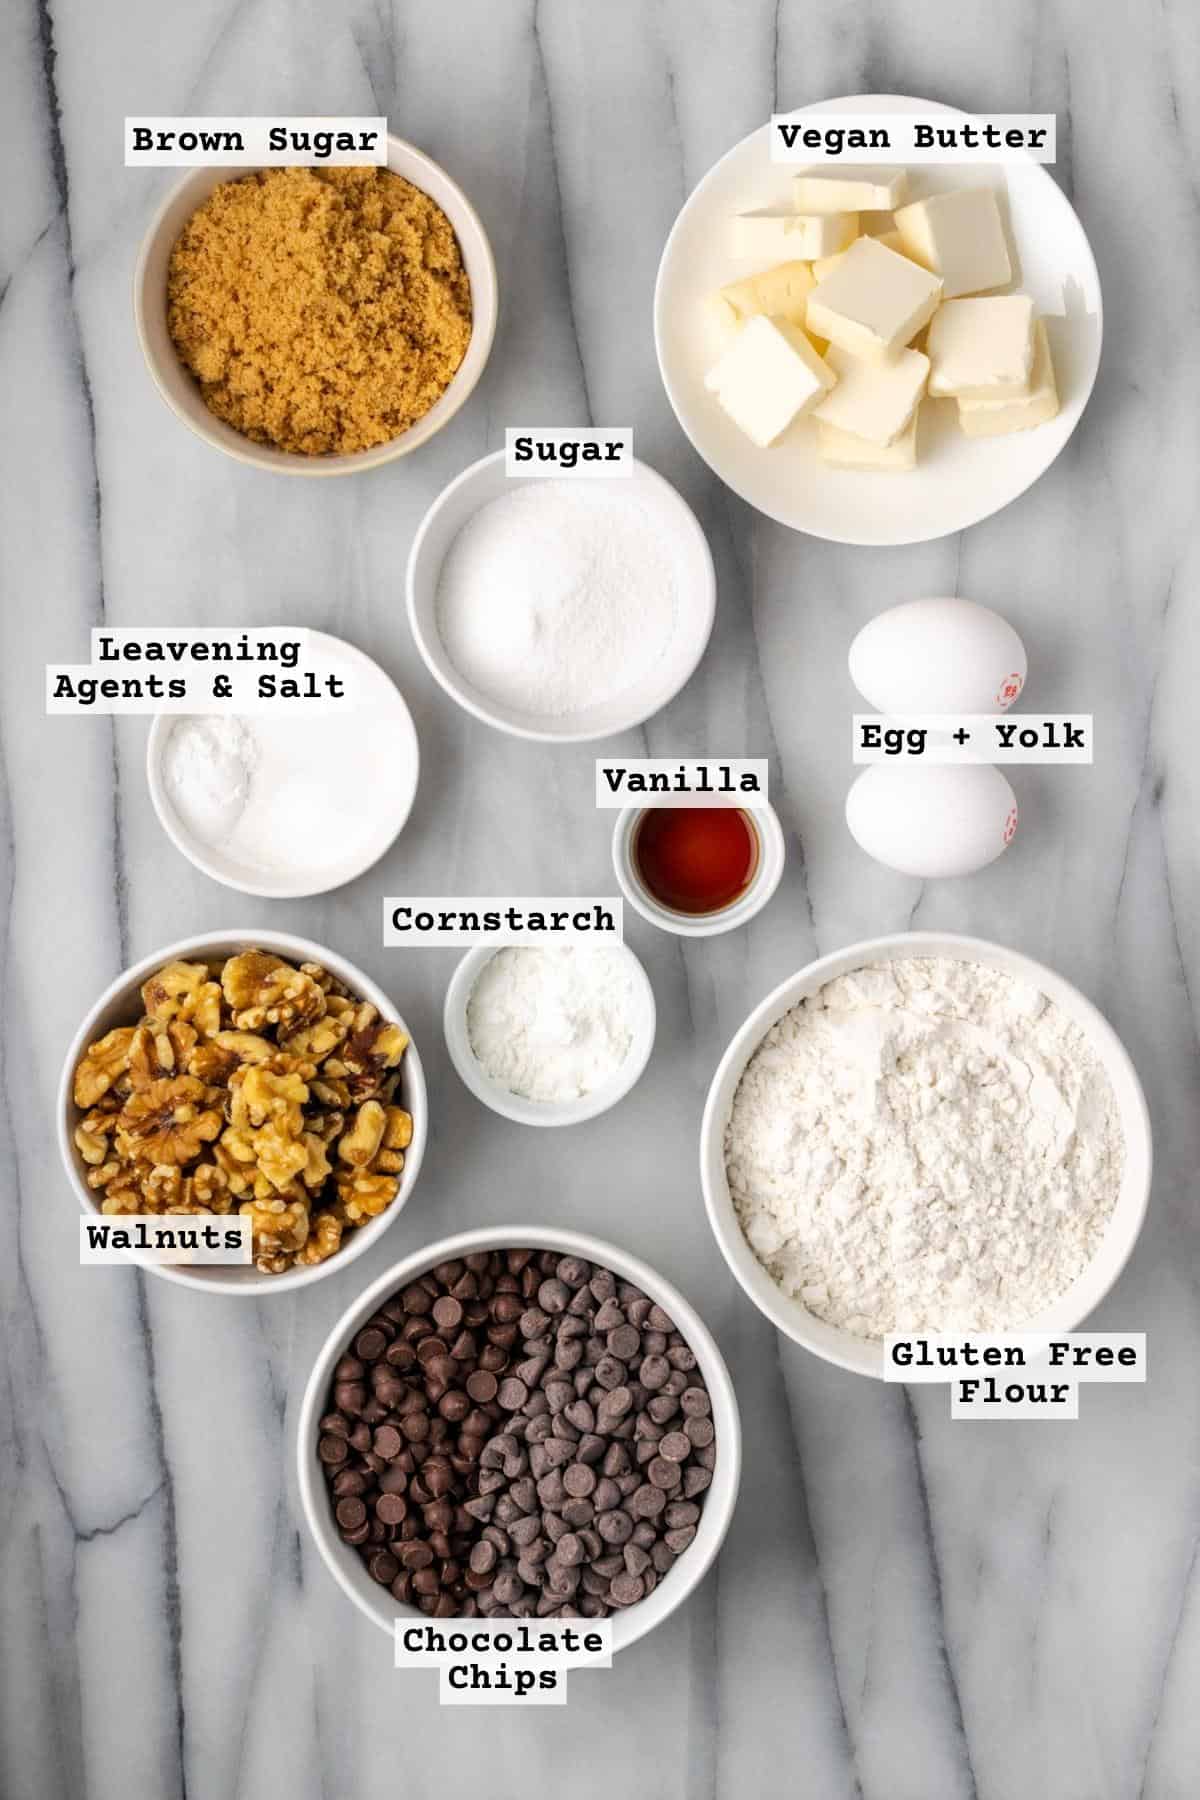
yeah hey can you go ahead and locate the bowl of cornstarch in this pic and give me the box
[147,632,419,898]
[406,451,716,742]
[701,932,1152,1379]
[444,942,657,1126]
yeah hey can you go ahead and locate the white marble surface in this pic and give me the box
[2,2,1198,1795]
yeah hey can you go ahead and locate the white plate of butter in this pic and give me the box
[654,94,1102,545]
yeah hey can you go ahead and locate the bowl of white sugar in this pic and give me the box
[700,932,1152,1379]
[406,451,716,742]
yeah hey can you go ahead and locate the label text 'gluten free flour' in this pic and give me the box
[887,1334,1146,1419]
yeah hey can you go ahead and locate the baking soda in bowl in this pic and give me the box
[154,640,418,896]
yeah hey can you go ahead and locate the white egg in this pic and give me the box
[846,764,1019,879]
[849,596,1028,715]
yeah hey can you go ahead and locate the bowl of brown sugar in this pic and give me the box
[134,136,497,475]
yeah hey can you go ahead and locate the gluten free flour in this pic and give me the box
[725,959,1124,1337]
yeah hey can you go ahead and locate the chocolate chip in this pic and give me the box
[318,1248,716,1623]
[607,1324,641,1361]
[623,1543,651,1577]
[597,1508,633,1546]
[562,1463,596,1499]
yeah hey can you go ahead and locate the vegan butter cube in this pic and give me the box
[894,188,1012,298]
[958,318,1059,436]
[814,228,911,283]
[812,248,850,283]
[814,343,929,446]
[793,166,909,213]
[806,236,942,361]
[704,314,835,447]
[733,209,857,262]
[927,295,1035,401]
[819,412,918,470]
[712,260,815,329]
[820,230,913,282]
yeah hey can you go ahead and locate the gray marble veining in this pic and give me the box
[2,1,1198,1796]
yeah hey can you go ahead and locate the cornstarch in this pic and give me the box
[435,482,678,717]
[725,958,1125,1337]
[467,946,636,1102]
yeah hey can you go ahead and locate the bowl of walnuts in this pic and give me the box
[57,930,427,1292]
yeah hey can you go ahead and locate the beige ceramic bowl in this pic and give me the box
[58,929,427,1293]
[133,135,498,475]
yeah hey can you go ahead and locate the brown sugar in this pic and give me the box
[166,166,473,456]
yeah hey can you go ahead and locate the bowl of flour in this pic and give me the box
[701,933,1152,1378]
[406,451,716,742]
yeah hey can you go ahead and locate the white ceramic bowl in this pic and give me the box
[58,929,427,1293]
[655,94,1103,544]
[134,135,498,475]
[406,451,716,742]
[297,1225,741,1650]
[443,942,656,1126]
[612,802,786,938]
[701,932,1152,1378]
[146,632,420,899]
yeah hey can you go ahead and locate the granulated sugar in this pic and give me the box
[435,482,678,717]
[725,958,1125,1337]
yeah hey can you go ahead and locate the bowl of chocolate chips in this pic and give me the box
[298,1227,741,1650]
